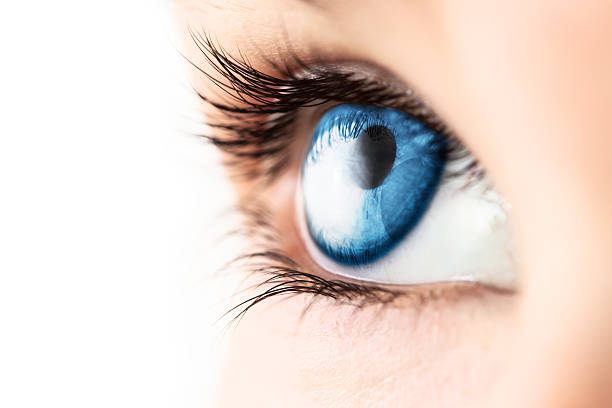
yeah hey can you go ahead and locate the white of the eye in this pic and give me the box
[298,166,516,290]
[302,137,377,245]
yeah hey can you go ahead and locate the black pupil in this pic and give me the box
[349,125,397,190]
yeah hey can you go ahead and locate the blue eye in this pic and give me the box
[301,104,446,266]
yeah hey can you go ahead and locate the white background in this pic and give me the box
[0,1,233,406]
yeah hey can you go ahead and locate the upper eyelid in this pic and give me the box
[189,28,483,191]
[188,28,484,197]
[187,29,459,182]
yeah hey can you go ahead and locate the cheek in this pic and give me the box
[215,291,517,407]
[222,160,519,407]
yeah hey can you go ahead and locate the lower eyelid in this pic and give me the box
[227,247,514,325]
[221,183,516,324]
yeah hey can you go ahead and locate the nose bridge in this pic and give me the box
[433,0,612,401]
[507,225,612,407]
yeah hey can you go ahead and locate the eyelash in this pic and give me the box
[187,29,485,323]
[217,202,402,325]
[219,202,497,326]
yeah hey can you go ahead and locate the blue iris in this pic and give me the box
[302,104,446,266]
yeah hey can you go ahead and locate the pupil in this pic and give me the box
[349,125,397,189]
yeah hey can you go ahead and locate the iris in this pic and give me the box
[302,104,446,266]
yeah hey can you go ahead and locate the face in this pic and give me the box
[175,1,612,406]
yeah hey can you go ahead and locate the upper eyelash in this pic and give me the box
[186,29,480,184]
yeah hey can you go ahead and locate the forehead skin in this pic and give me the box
[176,1,612,407]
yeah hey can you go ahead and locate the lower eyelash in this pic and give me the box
[223,252,403,326]
[217,203,403,325]
[217,201,509,326]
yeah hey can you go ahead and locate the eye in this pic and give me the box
[186,30,516,295]
[302,104,445,264]
[300,104,515,288]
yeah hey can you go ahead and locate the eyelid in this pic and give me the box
[218,179,514,323]
[220,202,513,325]
[222,242,515,326]
[187,28,466,183]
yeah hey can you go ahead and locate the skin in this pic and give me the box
[175,0,612,407]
